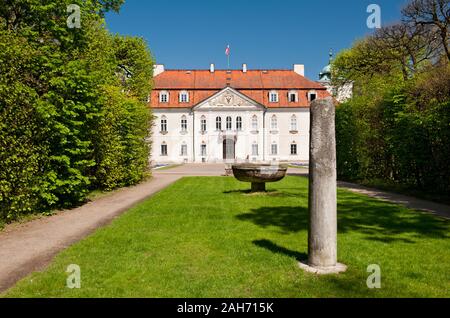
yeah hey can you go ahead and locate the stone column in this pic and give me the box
[300,97,346,274]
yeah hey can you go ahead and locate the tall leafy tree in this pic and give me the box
[333,0,450,197]
[0,1,154,221]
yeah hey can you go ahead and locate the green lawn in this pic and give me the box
[3,176,449,298]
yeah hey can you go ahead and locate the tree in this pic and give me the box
[402,0,450,61]
[333,0,450,196]
[371,23,440,79]
[0,1,154,221]
[0,0,124,31]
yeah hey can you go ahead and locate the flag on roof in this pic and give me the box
[225,45,230,56]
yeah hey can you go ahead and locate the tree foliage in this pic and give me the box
[0,1,154,221]
[334,0,450,196]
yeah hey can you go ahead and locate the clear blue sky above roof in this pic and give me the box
[105,0,409,79]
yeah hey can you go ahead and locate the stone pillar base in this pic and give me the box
[251,182,266,192]
[298,261,347,275]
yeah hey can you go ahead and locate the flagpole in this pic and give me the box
[226,44,230,70]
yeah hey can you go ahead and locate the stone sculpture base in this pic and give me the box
[251,182,266,192]
[298,261,347,275]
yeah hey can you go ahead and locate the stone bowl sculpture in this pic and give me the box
[232,164,288,192]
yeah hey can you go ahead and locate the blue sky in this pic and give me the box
[105,0,409,79]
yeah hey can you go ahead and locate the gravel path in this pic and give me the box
[337,181,450,219]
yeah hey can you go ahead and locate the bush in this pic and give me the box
[0,2,153,222]
[335,63,450,196]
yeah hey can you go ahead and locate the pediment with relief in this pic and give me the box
[194,87,264,110]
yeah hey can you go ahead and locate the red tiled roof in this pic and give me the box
[154,69,324,89]
[150,69,330,108]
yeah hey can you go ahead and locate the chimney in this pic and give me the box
[293,64,305,76]
[210,63,215,73]
[242,63,247,73]
[153,64,165,76]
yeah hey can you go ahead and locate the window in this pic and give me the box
[179,91,189,103]
[200,116,207,132]
[269,90,279,103]
[216,117,222,130]
[160,116,167,132]
[226,116,232,130]
[251,115,258,130]
[271,144,278,155]
[252,143,259,156]
[181,144,187,156]
[181,115,187,132]
[308,90,317,102]
[201,144,207,157]
[236,116,242,131]
[290,115,298,131]
[159,91,169,103]
[291,143,298,155]
[288,90,298,102]
[271,115,277,130]
[161,143,168,156]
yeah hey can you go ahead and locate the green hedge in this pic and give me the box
[0,1,153,221]
[335,64,450,195]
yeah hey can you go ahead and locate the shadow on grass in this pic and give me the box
[223,189,299,198]
[237,206,309,234]
[236,192,449,241]
[253,239,307,261]
[337,191,449,241]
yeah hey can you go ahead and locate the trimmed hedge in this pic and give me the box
[0,2,153,221]
[335,63,450,196]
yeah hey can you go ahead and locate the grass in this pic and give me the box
[2,176,449,298]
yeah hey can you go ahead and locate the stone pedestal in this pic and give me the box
[232,164,287,193]
[251,182,266,192]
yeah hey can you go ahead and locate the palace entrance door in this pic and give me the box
[223,139,235,160]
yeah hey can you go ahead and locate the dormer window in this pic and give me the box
[308,90,317,102]
[179,91,189,103]
[288,90,298,102]
[269,90,279,103]
[159,91,169,103]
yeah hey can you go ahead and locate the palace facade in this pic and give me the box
[149,63,330,164]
